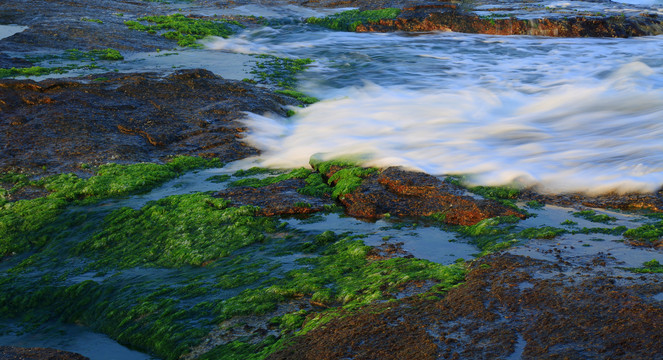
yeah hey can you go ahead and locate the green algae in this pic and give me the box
[250,55,313,90]
[306,8,401,32]
[455,216,568,253]
[310,159,377,199]
[573,226,627,235]
[573,209,617,223]
[0,156,220,257]
[526,200,544,209]
[517,226,567,239]
[0,65,76,79]
[233,167,281,178]
[229,168,311,188]
[625,259,663,273]
[1,48,123,79]
[623,220,663,243]
[0,184,468,360]
[81,17,103,24]
[76,193,279,268]
[274,89,319,104]
[206,174,231,183]
[125,14,240,48]
[63,48,124,61]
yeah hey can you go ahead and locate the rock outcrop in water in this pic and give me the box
[356,5,663,37]
[0,69,298,174]
[215,178,336,216]
[327,167,526,225]
[0,346,89,360]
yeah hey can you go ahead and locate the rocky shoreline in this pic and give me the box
[2,0,663,359]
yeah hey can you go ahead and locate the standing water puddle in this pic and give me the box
[287,213,477,265]
[0,322,154,360]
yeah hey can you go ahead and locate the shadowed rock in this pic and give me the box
[0,346,89,360]
[0,69,298,174]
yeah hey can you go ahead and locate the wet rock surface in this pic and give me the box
[357,6,663,37]
[0,69,297,174]
[338,167,526,225]
[268,252,663,360]
[520,188,663,212]
[0,346,88,360]
[0,0,174,54]
[215,178,335,216]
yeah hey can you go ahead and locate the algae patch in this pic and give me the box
[0,156,220,257]
[306,8,401,32]
[125,14,241,48]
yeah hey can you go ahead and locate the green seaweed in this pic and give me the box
[75,193,278,268]
[0,156,220,257]
[306,8,401,32]
[274,89,319,104]
[0,66,75,79]
[125,14,240,48]
[572,210,616,224]
[81,17,103,24]
[1,48,123,79]
[206,174,231,183]
[309,159,377,199]
[250,55,313,90]
[625,259,663,273]
[526,200,544,209]
[229,168,311,188]
[623,220,663,243]
[64,48,124,61]
[517,226,567,239]
[573,226,627,235]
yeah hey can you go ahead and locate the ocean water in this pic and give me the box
[209,27,663,194]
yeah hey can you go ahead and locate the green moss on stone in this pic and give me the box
[573,210,616,224]
[623,220,663,243]
[75,193,278,268]
[0,156,220,257]
[274,89,319,104]
[251,55,313,90]
[626,259,663,273]
[306,8,401,32]
[125,14,240,48]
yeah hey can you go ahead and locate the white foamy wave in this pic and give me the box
[242,63,663,194]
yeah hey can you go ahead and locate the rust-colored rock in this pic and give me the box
[214,178,335,216]
[339,167,525,225]
[356,8,663,38]
[0,69,299,174]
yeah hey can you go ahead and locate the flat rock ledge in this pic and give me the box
[0,69,298,174]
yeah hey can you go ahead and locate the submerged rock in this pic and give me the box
[0,69,298,174]
[0,346,89,360]
[520,188,663,212]
[338,167,525,225]
[215,178,335,216]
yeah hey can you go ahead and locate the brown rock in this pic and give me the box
[0,69,298,174]
[268,253,663,360]
[0,346,89,360]
[215,178,335,216]
[339,167,525,225]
